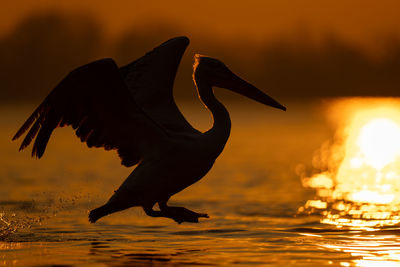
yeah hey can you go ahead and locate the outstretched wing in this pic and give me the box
[13,58,165,167]
[120,36,199,134]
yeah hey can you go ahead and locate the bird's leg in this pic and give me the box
[143,204,163,218]
[157,201,209,224]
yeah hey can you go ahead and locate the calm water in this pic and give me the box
[1,100,400,266]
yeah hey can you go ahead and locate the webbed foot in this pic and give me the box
[165,206,209,224]
[143,204,209,224]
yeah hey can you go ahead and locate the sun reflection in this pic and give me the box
[299,98,400,266]
[357,119,400,170]
[300,99,400,229]
[320,235,400,267]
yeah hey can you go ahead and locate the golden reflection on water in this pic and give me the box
[321,235,400,267]
[4,101,400,266]
[300,98,400,266]
[301,98,400,228]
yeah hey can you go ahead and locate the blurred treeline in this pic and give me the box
[1,12,399,103]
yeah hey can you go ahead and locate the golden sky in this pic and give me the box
[2,0,400,51]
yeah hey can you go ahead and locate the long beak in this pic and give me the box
[226,71,286,111]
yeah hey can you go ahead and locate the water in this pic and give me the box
[1,100,400,266]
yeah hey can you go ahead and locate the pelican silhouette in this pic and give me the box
[13,36,286,224]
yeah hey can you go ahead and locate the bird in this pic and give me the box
[12,36,286,224]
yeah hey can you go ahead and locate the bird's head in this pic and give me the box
[193,54,286,111]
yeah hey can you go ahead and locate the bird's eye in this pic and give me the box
[210,60,221,68]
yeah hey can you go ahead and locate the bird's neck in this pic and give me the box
[195,76,231,157]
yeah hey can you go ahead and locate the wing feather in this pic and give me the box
[13,58,165,167]
[14,36,198,166]
[120,36,200,134]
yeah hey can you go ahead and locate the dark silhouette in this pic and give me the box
[12,37,285,224]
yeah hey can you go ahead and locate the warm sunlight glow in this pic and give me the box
[300,99,400,229]
[357,119,400,170]
[321,238,400,267]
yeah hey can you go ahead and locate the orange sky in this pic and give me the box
[2,0,400,51]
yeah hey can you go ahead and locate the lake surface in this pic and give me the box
[1,99,400,266]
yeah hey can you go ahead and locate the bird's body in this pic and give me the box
[112,133,218,208]
[13,36,285,224]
